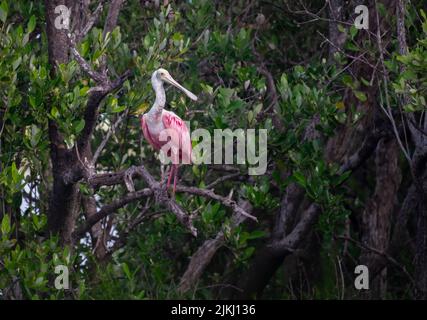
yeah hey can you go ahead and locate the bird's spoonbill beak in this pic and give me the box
[162,73,198,101]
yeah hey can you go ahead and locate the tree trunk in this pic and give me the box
[45,0,81,245]
[360,138,401,298]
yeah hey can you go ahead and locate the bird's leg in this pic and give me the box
[160,164,165,184]
[161,165,171,189]
[172,165,179,196]
[166,164,175,191]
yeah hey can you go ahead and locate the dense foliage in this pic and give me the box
[1,0,427,299]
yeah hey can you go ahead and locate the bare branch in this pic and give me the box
[269,203,320,254]
[176,186,257,222]
[67,33,107,83]
[103,0,125,39]
[396,0,419,146]
[83,164,258,241]
[81,164,198,238]
[338,128,385,175]
[205,172,242,189]
[375,21,412,165]
[73,187,152,239]
[270,128,384,254]
[76,69,131,156]
[317,31,377,70]
[82,194,109,260]
[178,200,252,294]
[99,0,125,71]
[77,0,106,41]
[251,42,284,132]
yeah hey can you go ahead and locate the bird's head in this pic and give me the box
[152,68,198,101]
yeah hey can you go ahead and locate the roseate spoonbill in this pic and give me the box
[139,68,197,194]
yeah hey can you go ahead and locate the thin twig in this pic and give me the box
[374,0,412,164]
[93,109,129,164]
[205,172,242,189]
[335,235,416,288]
[67,33,107,83]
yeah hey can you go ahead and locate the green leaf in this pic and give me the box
[22,33,29,46]
[247,230,267,240]
[295,92,302,107]
[345,42,359,52]
[354,90,367,102]
[34,276,45,287]
[93,49,103,61]
[293,171,306,187]
[80,41,90,57]
[217,88,234,107]
[334,170,351,186]
[73,119,85,134]
[12,57,22,71]
[350,25,358,39]
[63,246,71,264]
[200,83,213,95]
[342,74,354,88]
[247,110,254,123]
[0,1,8,23]
[243,247,255,259]
[360,77,371,87]
[1,215,11,236]
[172,32,183,42]
[27,15,36,33]
[403,104,416,112]
[114,105,126,113]
[110,97,118,109]
[11,162,19,183]
[228,99,244,111]
[29,96,37,108]
[337,24,346,33]
[79,86,89,96]
[122,263,132,280]
[51,106,59,119]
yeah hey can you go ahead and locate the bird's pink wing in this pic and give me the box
[162,111,192,164]
[141,114,162,150]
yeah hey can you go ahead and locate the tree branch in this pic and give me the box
[80,164,258,241]
[176,186,257,222]
[67,33,107,83]
[77,0,106,41]
[73,187,152,240]
[103,0,125,39]
[205,172,242,189]
[76,69,131,157]
[251,42,284,132]
[336,235,415,288]
[80,164,198,238]
[178,200,252,294]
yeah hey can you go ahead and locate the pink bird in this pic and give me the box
[140,68,197,194]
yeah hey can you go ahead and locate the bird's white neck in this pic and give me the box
[148,76,165,120]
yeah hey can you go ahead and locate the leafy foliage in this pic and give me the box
[1,0,426,300]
